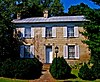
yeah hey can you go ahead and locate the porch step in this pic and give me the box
[43,64,51,71]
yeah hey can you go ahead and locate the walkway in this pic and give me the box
[29,70,56,82]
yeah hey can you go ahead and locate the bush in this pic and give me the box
[78,63,95,80]
[91,61,100,79]
[15,58,43,79]
[49,57,71,79]
[0,59,15,78]
[0,57,43,79]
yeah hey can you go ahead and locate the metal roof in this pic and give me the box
[12,16,86,23]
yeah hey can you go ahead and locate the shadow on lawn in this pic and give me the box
[68,73,77,79]
[55,73,77,80]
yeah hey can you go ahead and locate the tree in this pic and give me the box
[68,3,90,15]
[68,1,100,63]
[15,0,64,18]
[0,0,21,61]
[49,57,71,79]
[81,1,100,63]
[49,0,64,16]
[40,0,53,8]
[91,0,100,5]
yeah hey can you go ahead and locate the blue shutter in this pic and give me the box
[20,28,25,38]
[20,45,24,58]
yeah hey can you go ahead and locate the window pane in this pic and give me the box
[68,26,74,37]
[25,28,31,38]
[24,46,30,58]
[46,27,52,37]
[68,46,75,59]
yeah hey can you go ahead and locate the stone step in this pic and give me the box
[42,64,51,71]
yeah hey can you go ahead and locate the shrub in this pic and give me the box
[0,57,43,79]
[0,59,15,78]
[14,58,43,79]
[78,63,95,80]
[49,57,71,79]
[91,61,100,79]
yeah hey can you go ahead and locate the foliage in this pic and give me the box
[0,58,43,79]
[49,0,64,16]
[91,61,100,79]
[0,59,15,78]
[49,57,71,79]
[78,63,95,80]
[68,3,90,15]
[68,1,100,63]
[91,0,100,5]
[16,0,64,18]
[0,0,21,61]
[82,8,100,63]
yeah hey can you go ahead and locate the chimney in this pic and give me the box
[17,13,21,19]
[43,10,48,18]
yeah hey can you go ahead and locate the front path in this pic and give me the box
[29,70,56,82]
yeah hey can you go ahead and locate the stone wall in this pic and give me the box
[15,26,90,64]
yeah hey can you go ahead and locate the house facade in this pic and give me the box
[12,12,90,64]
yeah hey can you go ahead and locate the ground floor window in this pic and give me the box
[68,45,75,59]
[20,45,34,58]
[24,45,30,58]
[64,45,79,59]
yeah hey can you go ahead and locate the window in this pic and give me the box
[46,27,52,38]
[20,45,34,58]
[68,45,75,59]
[63,45,79,59]
[67,26,74,37]
[24,45,30,58]
[25,28,31,38]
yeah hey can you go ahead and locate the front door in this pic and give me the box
[46,46,53,63]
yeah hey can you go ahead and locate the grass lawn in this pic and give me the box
[57,69,100,82]
[0,77,28,82]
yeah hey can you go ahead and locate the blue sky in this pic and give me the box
[61,0,100,12]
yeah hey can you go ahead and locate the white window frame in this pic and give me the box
[63,44,79,59]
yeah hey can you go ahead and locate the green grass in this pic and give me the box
[71,69,79,77]
[57,69,100,82]
[0,77,28,82]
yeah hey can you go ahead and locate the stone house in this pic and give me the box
[12,11,90,64]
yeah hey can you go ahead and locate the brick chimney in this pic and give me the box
[43,10,48,18]
[17,13,21,19]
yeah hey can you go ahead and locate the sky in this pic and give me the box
[61,0,100,13]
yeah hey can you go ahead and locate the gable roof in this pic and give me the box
[12,16,86,24]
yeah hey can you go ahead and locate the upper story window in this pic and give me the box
[67,26,74,37]
[25,28,31,38]
[46,27,52,38]
[42,27,56,38]
[63,26,79,38]
[16,27,34,39]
